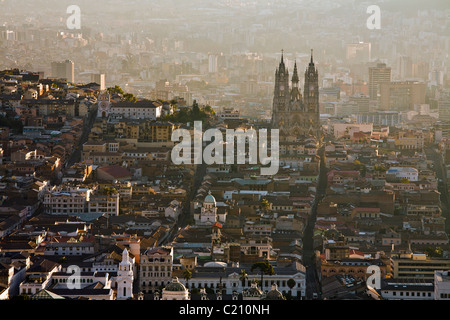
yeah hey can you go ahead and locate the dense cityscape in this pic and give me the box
[0,0,449,306]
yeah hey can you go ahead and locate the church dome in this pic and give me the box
[204,192,216,205]
[265,284,285,300]
[164,277,187,292]
[204,261,227,268]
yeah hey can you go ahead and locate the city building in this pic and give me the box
[110,100,162,120]
[51,60,74,83]
[369,62,391,100]
[139,247,173,294]
[380,279,434,300]
[390,253,450,280]
[434,270,450,300]
[379,81,426,111]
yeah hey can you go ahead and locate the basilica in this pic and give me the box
[271,50,321,142]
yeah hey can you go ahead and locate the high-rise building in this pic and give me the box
[271,50,321,140]
[397,55,413,79]
[438,97,450,122]
[379,81,426,111]
[91,73,106,91]
[208,54,218,73]
[369,63,391,100]
[51,60,74,83]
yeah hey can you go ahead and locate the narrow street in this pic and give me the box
[162,162,207,245]
[302,145,327,300]
[66,105,97,169]
[425,146,449,233]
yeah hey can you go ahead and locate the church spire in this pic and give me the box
[292,60,299,83]
[279,49,286,73]
[307,48,317,73]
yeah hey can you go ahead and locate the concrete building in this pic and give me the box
[369,63,391,100]
[390,253,450,280]
[379,81,426,111]
[51,60,74,83]
[380,279,434,300]
[434,270,450,300]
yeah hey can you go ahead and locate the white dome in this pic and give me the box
[204,261,227,268]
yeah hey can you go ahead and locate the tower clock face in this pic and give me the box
[309,85,314,91]
[280,85,284,91]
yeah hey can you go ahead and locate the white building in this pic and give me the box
[181,263,306,298]
[386,167,419,182]
[110,101,162,120]
[116,249,134,300]
[164,200,181,220]
[435,270,450,300]
[43,186,119,218]
[380,279,434,300]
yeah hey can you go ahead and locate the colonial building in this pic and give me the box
[139,247,173,294]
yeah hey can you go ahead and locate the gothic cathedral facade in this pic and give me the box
[271,51,321,142]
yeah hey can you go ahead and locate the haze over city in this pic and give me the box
[0,0,449,308]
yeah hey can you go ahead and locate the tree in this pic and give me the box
[203,105,215,115]
[251,261,274,291]
[239,269,248,288]
[58,256,68,264]
[183,269,192,288]
[287,278,296,298]
[123,93,137,103]
[425,246,443,258]
[192,100,200,115]
[260,198,270,213]
[106,85,124,96]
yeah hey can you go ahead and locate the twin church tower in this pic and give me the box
[271,50,320,141]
